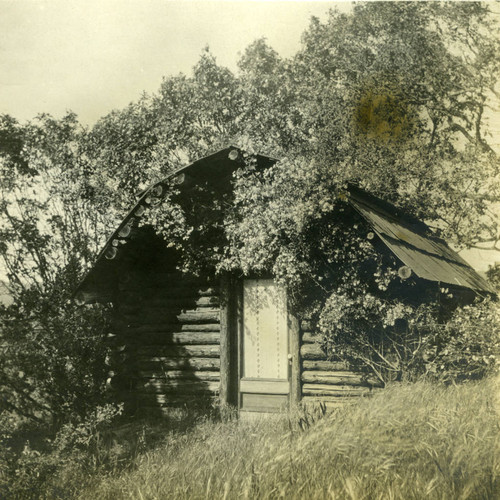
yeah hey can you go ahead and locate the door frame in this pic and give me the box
[219,273,301,410]
[235,276,301,412]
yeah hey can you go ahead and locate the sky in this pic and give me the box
[0,0,348,125]
[0,0,498,271]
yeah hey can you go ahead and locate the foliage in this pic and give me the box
[1,0,499,459]
[292,2,500,249]
[67,1,500,272]
[0,404,230,499]
[78,2,500,254]
[0,300,111,423]
[102,3,500,387]
[82,48,244,204]
[0,113,114,424]
[319,294,430,383]
[423,298,500,381]
[207,3,500,384]
[486,262,500,290]
[142,151,498,384]
[143,179,234,276]
[79,378,499,500]
[0,403,123,499]
[320,296,500,384]
[223,158,500,384]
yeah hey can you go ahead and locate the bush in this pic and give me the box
[422,298,500,381]
[0,400,232,500]
[319,295,500,384]
[0,403,124,500]
[0,294,112,424]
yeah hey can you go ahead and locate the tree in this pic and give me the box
[289,2,500,248]
[83,48,244,205]
[0,113,112,423]
[221,2,500,381]
[84,2,500,253]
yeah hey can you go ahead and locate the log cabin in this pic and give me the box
[75,147,495,416]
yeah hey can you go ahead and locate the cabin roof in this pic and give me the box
[348,186,495,294]
[75,147,495,303]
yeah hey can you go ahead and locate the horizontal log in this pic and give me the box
[302,371,382,387]
[300,320,316,332]
[139,403,213,415]
[112,332,220,346]
[127,392,217,408]
[112,391,216,407]
[137,370,220,381]
[137,345,220,358]
[114,322,220,334]
[119,279,217,293]
[119,287,219,298]
[123,309,220,324]
[145,271,213,281]
[121,305,219,314]
[140,380,219,394]
[119,321,220,331]
[302,332,321,344]
[149,296,219,308]
[300,343,327,360]
[124,290,219,304]
[121,309,220,323]
[119,296,220,311]
[137,357,220,371]
[302,384,373,397]
[110,379,218,394]
[302,360,350,371]
[118,270,214,282]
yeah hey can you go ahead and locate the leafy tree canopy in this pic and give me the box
[80,1,500,251]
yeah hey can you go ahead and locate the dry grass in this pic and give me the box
[79,377,500,500]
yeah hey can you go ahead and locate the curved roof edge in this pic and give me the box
[74,146,276,303]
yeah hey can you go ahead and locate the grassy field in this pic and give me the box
[75,378,499,500]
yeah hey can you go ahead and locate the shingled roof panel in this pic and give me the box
[349,190,495,294]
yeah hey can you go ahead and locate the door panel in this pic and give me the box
[240,279,289,412]
[239,379,289,394]
[240,393,288,412]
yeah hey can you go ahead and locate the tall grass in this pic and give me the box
[80,377,500,500]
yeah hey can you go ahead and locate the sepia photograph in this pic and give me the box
[0,1,499,498]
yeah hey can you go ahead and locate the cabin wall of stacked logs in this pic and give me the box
[104,269,382,413]
[105,270,222,415]
[299,318,383,408]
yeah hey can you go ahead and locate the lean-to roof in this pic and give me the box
[348,186,495,294]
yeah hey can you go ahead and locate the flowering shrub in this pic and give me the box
[421,299,500,382]
[319,295,499,384]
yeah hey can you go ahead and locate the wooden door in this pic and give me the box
[239,279,290,412]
